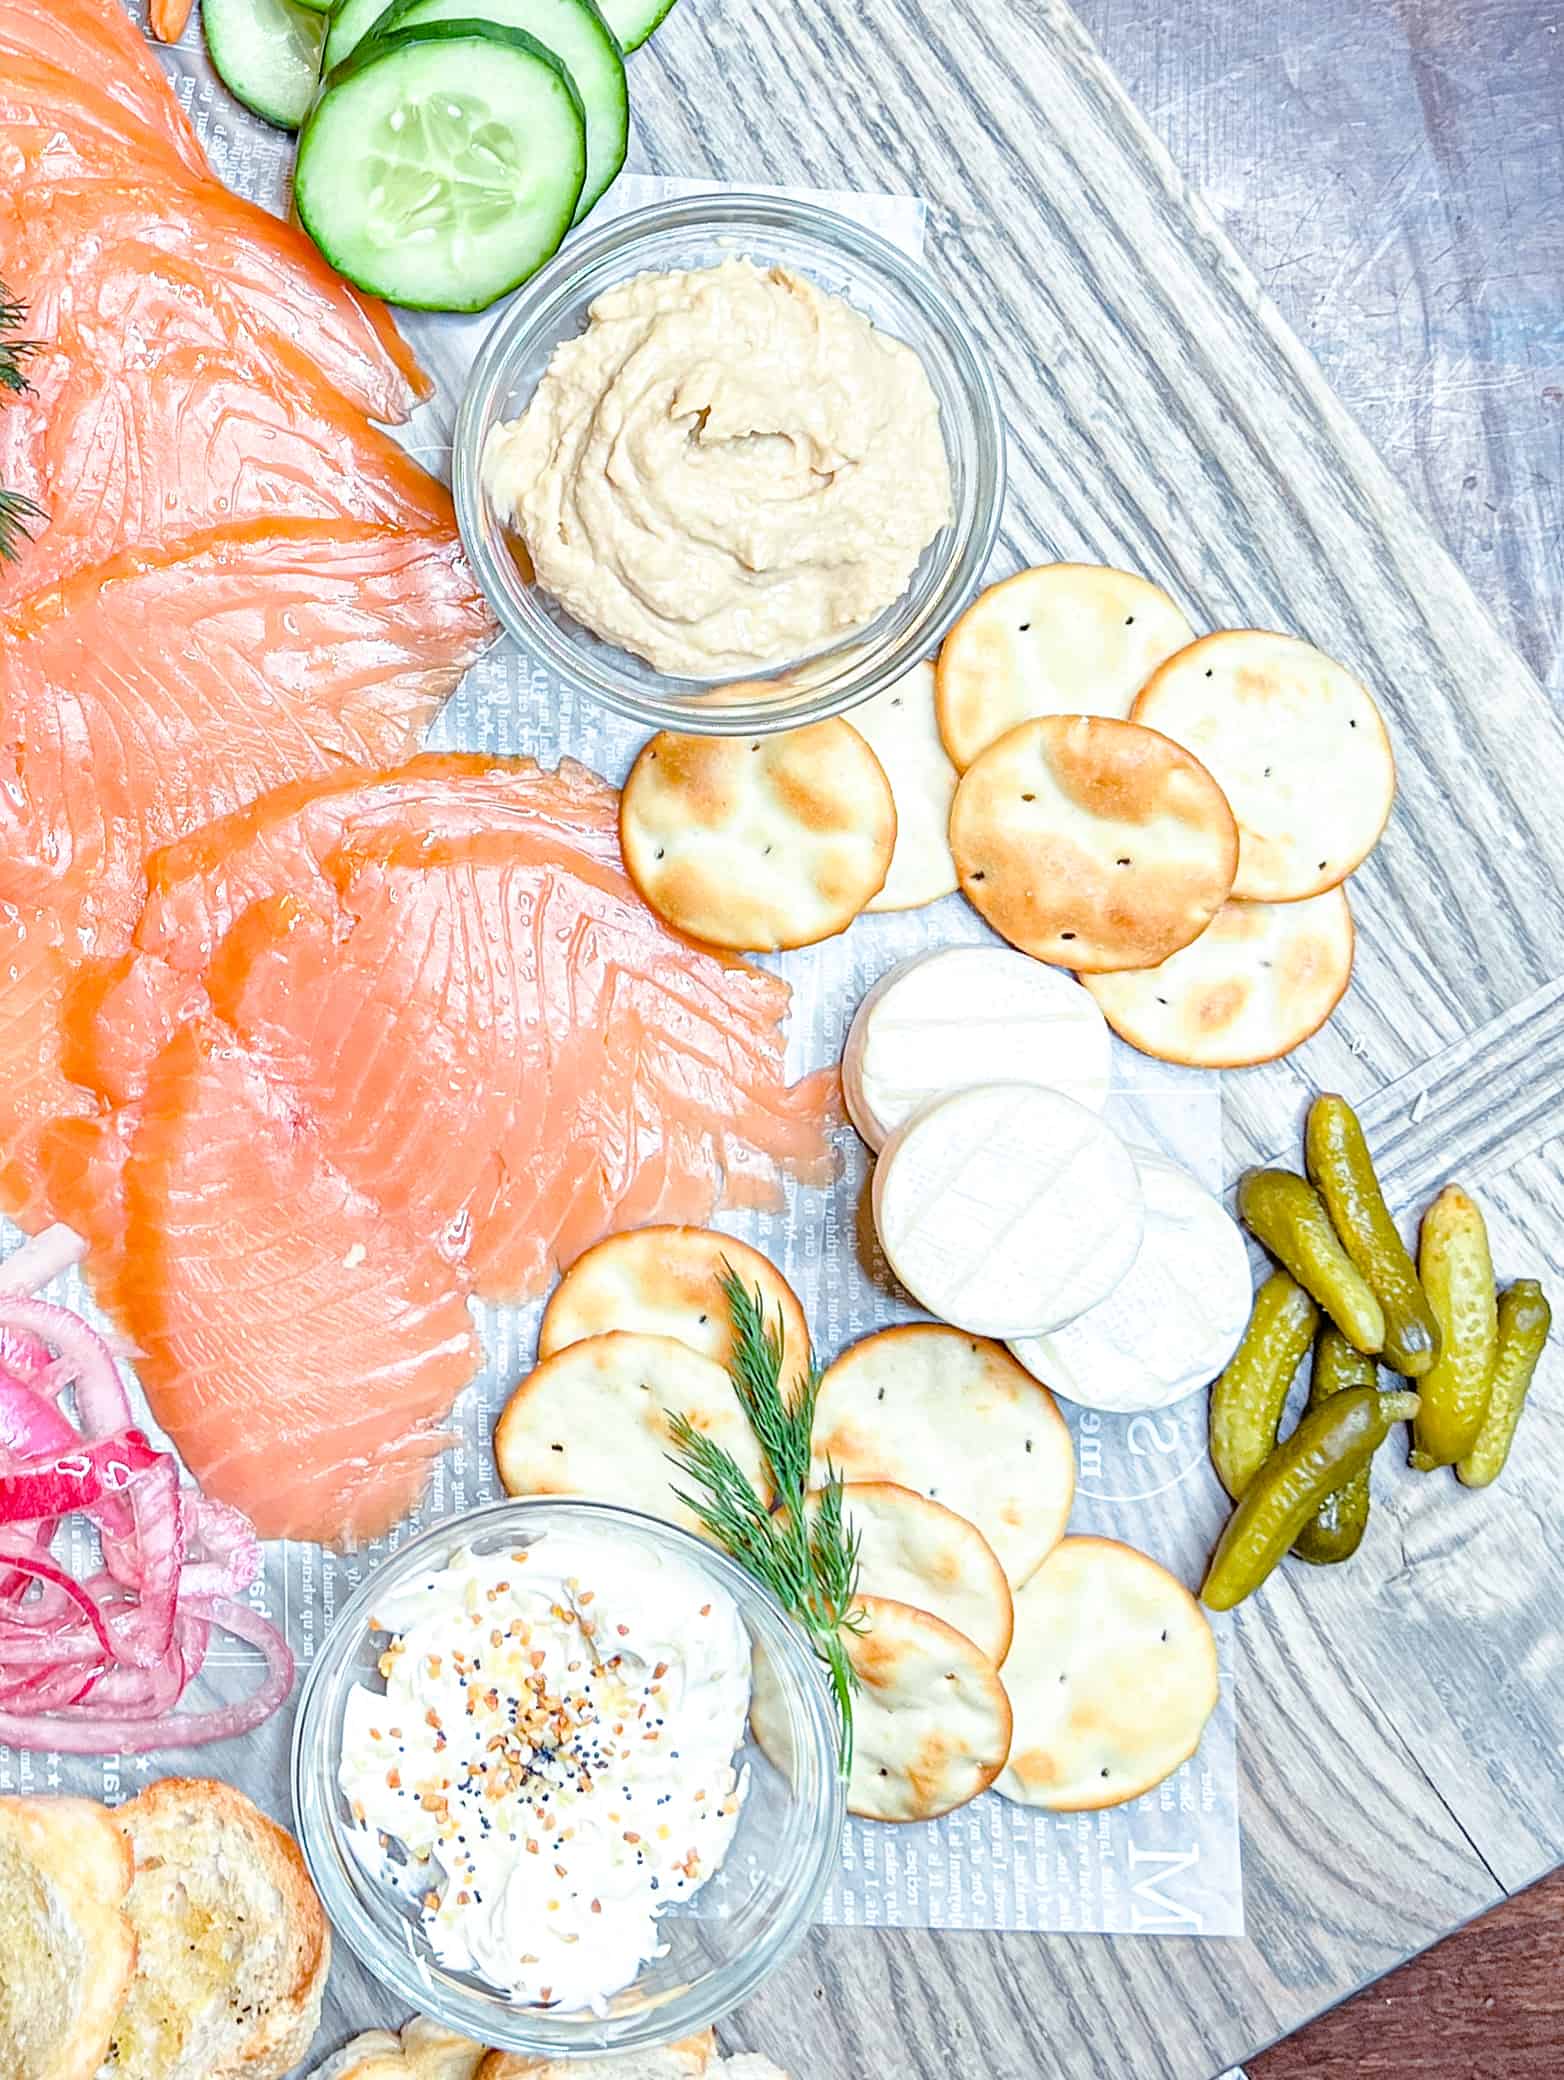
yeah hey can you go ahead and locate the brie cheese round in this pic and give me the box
[1008,1153,1251,1412]
[843,947,1113,1153]
[871,1082,1143,1337]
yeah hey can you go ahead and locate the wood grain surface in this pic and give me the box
[1251,1867,1564,2077]
[620,1,1564,2074]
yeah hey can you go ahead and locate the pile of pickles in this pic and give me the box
[1201,1094,1551,1611]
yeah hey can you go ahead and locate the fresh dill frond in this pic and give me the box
[0,488,42,566]
[0,283,40,397]
[667,1265,863,1774]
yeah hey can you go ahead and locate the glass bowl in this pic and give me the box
[453,191,1006,735]
[292,1498,843,2058]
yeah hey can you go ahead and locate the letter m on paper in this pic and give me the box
[1125,1843,1203,1932]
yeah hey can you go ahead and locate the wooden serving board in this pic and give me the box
[605,1,1564,2073]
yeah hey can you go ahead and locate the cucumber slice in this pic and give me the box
[358,0,626,222]
[204,0,327,129]
[593,0,676,53]
[323,0,395,68]
[296,21,586,311]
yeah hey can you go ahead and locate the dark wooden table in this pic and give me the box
[1078,3,1563,2070]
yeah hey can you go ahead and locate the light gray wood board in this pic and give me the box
[617,0,1564,2073]
[1077,0,1563,713]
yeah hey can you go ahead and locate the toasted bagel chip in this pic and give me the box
[620,723,895,951]
[1132,629,1394,900]
[811,1325,1074,1585]
[539,1226,809,1376]
[949,713,1238,970]
[495,1331,770,1537]
[936,564,1195,768]
[1082,887,1354,1067]
[996,1537,1219,1811]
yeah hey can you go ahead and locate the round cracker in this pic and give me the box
[539,1226,810,1376]
[1083,887,1354,1068]
[619,723,896,951]
[751,1593,1012,1822]
[949,714,1238,971]
[937,564,1197,769]
[1132,629,1395,901]
[811,1326,1074,1585]
[494,1330,769,1538]
[842,663,960,913]
[800,1481,1014,1663]
[995,1536,1218,1811]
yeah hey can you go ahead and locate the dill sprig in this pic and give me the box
[0,283,42,568]
[0,284,40,397]
[0,488,42,565]
[668,1264,864,1775]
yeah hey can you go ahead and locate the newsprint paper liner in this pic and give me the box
[0,28,1243,2066]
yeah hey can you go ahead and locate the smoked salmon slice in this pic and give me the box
[120,1020,481,1545]
[0,518,494,951]
[201,767,839,1298]
[0,0,212,188]
[0,340,461,608]
[1,179,428,429]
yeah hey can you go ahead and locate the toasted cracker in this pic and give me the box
[949,714,1238,970]
[936,564,1196,769]
[0,1796,135,2080]
[803,1481,1014,1662]
[619,724,895,951]
[494,1330,769,1537]
[105,1777,330,2080]
[1132,629,1395,900]
[996,1537,1218,1811]
[752,1593,1012,1821]
[1083,886,1354,1067]
[538,1226,809,1375]
[811,1326,1073,1585]
[843,663,960,913]
[310,2019,486,2080]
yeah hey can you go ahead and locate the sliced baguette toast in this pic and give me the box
[310,2018,487,2080]
[95,1778,329,2080]
[0,1796,137,2080]
[476,2035,718,2078]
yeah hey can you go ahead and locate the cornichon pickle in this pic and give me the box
[1456,1279,1551,1489]
[1292,1328,1378,1566]
[1237,1168,1386,1355]
[1209,1271,1318,1501]
[1305,1094,1440,1376]
[1412,1184,1498,1469]
[1202,1387,1420,1610]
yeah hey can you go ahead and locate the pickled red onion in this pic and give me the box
[0,1250,292,1753]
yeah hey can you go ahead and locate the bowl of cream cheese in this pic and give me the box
[292,1498,843,2058]
[454,191,1005,734]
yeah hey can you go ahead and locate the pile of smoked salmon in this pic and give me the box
[0,0,835,1545]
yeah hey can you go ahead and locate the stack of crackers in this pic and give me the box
[619,562,1396,1069]
[497,1227,1220,1827]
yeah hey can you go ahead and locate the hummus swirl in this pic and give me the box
[482,260,953,677]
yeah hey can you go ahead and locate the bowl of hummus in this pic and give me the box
[293,1498,844,2059]
[454,192,1005,733]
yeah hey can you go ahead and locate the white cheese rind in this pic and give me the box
[871,1082,1143,1337]
[1008,1153,1251,1411]
[843,947,1114,1153]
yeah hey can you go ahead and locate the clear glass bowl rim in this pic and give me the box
[452,189,1007,735]
[291,1496,845,2057]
